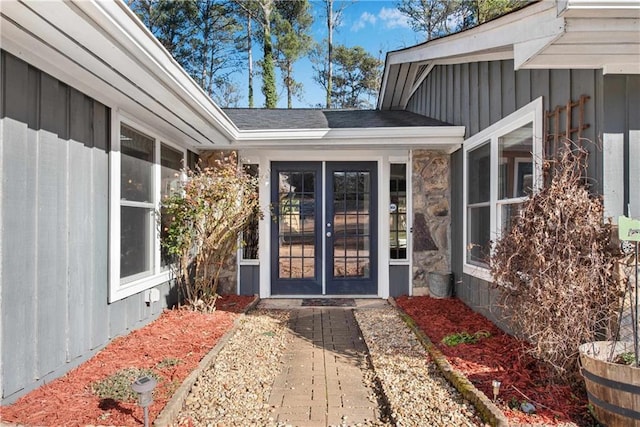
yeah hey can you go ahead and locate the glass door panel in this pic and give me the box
[326,162,377,294]
[271,162,322,294]
[271,161,377,296]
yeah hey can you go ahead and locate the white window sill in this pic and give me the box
[389,259,410,265]
[463,263,493,282]
[109,270,173,303]
[239,259,260,266]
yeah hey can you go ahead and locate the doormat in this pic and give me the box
[301,298,356,307]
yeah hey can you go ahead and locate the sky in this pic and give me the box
[237,0,426,109]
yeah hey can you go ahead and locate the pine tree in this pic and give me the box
[273,0,313,108]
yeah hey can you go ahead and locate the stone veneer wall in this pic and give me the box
[199,150,238,295]
[412,150,451,295]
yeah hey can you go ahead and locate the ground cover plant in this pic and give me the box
[397,295,594,425]
[441,330,491,346]
[0,295,254,426]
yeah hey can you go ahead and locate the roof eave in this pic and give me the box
[89,1,239,143]
[0,0,237,150]
[232,126,466,153]
[378,0,640,110]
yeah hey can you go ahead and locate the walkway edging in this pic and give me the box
[153,295,261,426]
[388,297,509,427]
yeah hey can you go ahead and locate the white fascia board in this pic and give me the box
[566,0,640,8]
[604,63,640,74]
[233,126,466,153]
[385,2,561,66]
[235,126,465,141]
[526,54,640,71]
[235,139,463,153]
[377,52,393,109]
[562,0,640,17]
[378,2,564,107]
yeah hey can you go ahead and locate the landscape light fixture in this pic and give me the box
[131,375,157,427]
[492,379,501,401]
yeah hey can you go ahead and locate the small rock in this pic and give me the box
[521,402,536,414]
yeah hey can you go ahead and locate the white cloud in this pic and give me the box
[378,7,410,29]
[351,11,377,32]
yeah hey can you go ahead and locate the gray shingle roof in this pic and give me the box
[222,109,451,130]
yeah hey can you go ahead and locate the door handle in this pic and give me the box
[326,231,332,237]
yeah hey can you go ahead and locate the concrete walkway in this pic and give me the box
[259,300,386,426]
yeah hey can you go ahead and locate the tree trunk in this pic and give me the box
[286,62,293,108]
[261,0,277,108]
[326,0,333,109]
[248,15,254,108]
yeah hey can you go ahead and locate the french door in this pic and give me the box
[271,161,377,295]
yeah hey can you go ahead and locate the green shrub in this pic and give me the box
[91,367,159,402]
[442,330,491,346]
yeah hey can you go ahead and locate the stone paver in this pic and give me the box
[268,307,379,426]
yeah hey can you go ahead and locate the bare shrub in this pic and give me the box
[161,152,261,312]
[490,144,624,382]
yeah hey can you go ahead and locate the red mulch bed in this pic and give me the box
[396,296,594,426]
[0,295,254,426]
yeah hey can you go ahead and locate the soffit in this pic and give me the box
[0,0,236,150]
[379,0,640,110]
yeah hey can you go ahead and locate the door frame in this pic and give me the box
[239,149,413,299]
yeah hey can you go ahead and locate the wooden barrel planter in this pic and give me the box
[579,341,640,426]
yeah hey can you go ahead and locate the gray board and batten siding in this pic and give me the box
[0,51,178,404]
[407,60,605,190]
[405,59,640,329]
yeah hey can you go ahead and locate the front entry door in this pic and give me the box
[271,161,377,295]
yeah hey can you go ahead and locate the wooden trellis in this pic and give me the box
[544,95,591,183]
[545,95,591,158]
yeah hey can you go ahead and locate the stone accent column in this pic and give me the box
[412,150,451,295]
[199,150,238,295]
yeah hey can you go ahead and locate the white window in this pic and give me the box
[240,163,259,261]
[463,98,543,281]
[389,163,408,260]
[109,119,186,302]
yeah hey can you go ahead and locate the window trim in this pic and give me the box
[389,162,409,264]
[462,97,543,281]
[109,113,187,303]
[239,162,260,265]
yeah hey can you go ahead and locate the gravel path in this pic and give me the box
[355,307,484,427]
[175,305,485,426]
[177,309,291,426]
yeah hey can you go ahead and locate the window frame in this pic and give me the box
[109,114,187,303]
[389,162,409,262]
[462,97,543,281]
[239,162,260,264]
